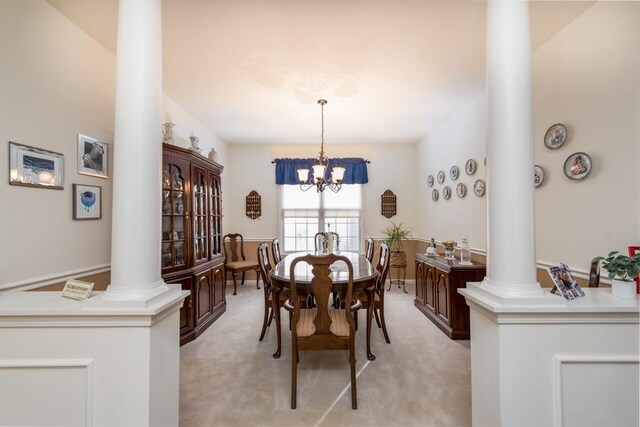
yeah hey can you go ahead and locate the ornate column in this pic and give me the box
[104,0,167,300]
[482,0,543,297]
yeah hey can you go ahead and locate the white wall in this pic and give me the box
[225,143,417,242]
[416,2,640,273]
[0,0,228,288]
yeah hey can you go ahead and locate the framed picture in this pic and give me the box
[427,174,434,187]
[77,134,108,178]
[443,186,451,200]
[465,159,477,175]
[73,184,102,220]
[437,170,445,184]
[534,165,545,188]
[544,123,567,149]
[473,179,485,197]
[563,152,592,181]
[450,165,459,181]
[456,182,466,198]
[548,263,585,301]
[432,189,439,201]
[9,141,64,189]
[629,246,640,293]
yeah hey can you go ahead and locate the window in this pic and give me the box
[281,184,362,253]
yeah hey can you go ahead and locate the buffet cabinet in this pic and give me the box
[414,253,485,339]
[162,144,225,345]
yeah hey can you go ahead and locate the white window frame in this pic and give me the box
[278,184,363,254]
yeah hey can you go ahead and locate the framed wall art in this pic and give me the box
[78,134,108,178]
[563,152,591,181]
[437,170,445,184]
[465,159,477,175]
[456,182,466,198]
[73,184,102,220]
[443,186,452,200]
[427,174,434,187]
[432,189,439,201]
[544,123,567,150]
[9,141,64,189]
[473,179,486,197]
[450,166,459,181]
[534,165,545,188]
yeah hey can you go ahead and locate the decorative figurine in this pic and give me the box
[460,235,472,265]
[162,122,175,145]
[189,134,201,154]
[208,148,218,162]
[426,238,437,256]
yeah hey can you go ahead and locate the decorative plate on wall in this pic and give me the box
[563,152,592,180]
[450,166,459,181]
[473,179,486,197]
[443,186,452,200]
[456,182,466,198]
[437,170,445,184]
[544,123,567,149]
[432,189,439,201]
[534,165,544,188]
[465,159,477,175]
[427,174,434,187]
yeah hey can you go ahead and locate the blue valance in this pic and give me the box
[273,157,369,185]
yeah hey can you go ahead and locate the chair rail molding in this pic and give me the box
[0,264,111,292]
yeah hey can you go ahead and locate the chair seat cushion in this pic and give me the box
[226,260,258,271]
[296,308,350,337]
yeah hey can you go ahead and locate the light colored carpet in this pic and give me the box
[179,280,471,427]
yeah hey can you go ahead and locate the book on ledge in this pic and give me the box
[548,263,585,300]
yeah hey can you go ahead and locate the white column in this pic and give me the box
[483,0,542,297]
[104,0,167,300]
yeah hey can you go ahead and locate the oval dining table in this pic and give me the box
[269,251,379,361]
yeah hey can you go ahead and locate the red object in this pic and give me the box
[628,246,640,294]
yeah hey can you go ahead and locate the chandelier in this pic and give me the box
[297,99,345,193]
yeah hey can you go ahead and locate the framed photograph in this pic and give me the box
[629,246,640,293]
[465,159,477,175]
[563,152,592,181]
[77,134,108,178]
[437,170,445,184]
[544,123,567,149]
[548,263,585,301]
[427,174,434,187]
[9,141,64,189]
[456,182,466,198]
[443,185,451,200]
[432,189,439,201]
[473,179,485,197]
[450,165,459,181]
[73,184,102,220]
[534,165,545,188]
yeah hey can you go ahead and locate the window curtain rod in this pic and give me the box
[270,159,371,164]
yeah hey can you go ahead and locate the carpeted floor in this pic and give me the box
[179,280,471,427]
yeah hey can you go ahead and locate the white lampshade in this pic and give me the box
[331,167,345,183]
[312,164,326,181]
[297,168,309,183]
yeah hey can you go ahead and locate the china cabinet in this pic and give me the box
[162,144,224,345]
[414,253,485,339]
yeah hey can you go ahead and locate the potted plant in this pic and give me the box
[592,251,640,298]
[381,222,412,267]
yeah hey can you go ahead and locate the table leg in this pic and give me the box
[366,287,376,361]
[272,288,282,359]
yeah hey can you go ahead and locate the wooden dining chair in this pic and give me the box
[360,243,391,343]
[365,237,375,263]
[314,231,340,253]
[257,243,288,341]
[284,253,361,410]
[272,238,283,264]
[223,233,260,295]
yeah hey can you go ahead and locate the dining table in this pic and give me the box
[269,251,379,361]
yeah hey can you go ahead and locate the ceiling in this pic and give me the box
[47,0,594,145]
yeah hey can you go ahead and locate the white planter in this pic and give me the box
[611,278,636,299]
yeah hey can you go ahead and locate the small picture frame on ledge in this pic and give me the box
[73,184,102,220]
[78,134,108,179]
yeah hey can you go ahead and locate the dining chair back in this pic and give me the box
[272,238,283,264]
[314,231,340,253]
[286,253,360,410]
[588,260,600,288]
[365,237,375,263]
[223,233,260,295]
[372,243,391,343]
[257,243,275,341]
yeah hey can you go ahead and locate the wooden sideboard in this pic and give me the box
[162,144,225,345]
[414,253,485,339]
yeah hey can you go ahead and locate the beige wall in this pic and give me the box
[0,1,228,289]
[224,143,418,242]
[415,2,640,278]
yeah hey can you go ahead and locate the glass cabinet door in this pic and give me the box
[209,173,222,258]
[192,166,209,265]
[162,162,188,270]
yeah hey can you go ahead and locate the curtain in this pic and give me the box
[274,157,369,185]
